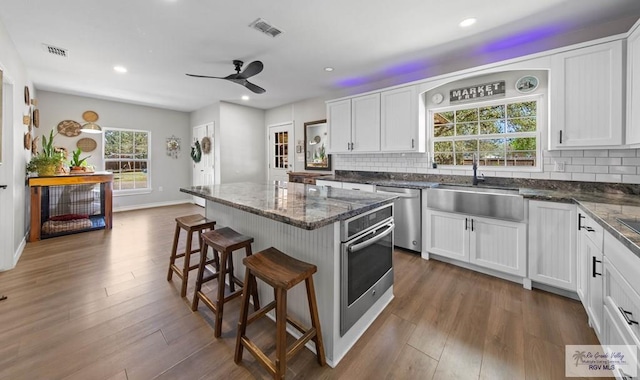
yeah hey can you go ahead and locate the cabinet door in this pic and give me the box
[577,229,588,308]
[549,40,623,149]
[469,216,527,276]
[425,210,469,261]
[351,93,381,152]
[327,99,352,153]
[315,180,342,188]
[528,201,577,290]
[587,246,604,336]
[380,86,421,152]
[628,22,640,145]
[341,182,375,192]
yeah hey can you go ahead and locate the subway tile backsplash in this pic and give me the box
[333,148,640,184]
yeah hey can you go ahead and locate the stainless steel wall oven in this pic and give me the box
[340,204,394,336]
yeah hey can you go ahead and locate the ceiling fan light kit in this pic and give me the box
[186,60,266,94]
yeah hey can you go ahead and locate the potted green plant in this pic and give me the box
[27,129,65,176]
[69,148,91,173]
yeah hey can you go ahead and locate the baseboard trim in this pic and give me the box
[114,200,192,212]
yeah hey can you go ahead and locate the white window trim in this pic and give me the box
[102,127,152,194]
[428,94,544,172]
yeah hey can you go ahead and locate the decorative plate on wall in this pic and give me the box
[24,132,31,150]
[24,86,30,105]
[57,120,82,137]
[76,137,97,152]
[82,110,99,122]
[515,75,539,93]
[32,109,39,128]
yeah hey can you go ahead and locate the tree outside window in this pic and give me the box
[104,128,150,191]
[432,99,538,167]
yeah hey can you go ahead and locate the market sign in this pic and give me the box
[450,81,506,103]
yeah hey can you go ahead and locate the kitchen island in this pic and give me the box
[180,181,397,366]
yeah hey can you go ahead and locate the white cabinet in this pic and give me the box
[380,86,424,152]
[549,40,624,149]
[425,210,526,276]
[528,201,577,291]
[315,179,342,188]
[576,209,605,337]
[326,99,352,154]
[627,19,640,146]
[326,94,380,154]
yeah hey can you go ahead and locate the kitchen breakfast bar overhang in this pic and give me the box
[180,181,397,366]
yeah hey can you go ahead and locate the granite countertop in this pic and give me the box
[180,181,397,230]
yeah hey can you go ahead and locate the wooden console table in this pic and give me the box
[28,173,113,242]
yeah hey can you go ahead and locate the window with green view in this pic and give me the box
[431,98,538,168]
[103,128,150,192]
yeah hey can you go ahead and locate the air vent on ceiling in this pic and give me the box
[42,44,68,58]
[248,18,283,38]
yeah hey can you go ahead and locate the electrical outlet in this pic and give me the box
[554,162,565,172]
[158,186,164,192]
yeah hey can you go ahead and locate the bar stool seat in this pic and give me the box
[235,247,326,379]
[192,227,260,338]
[167,214,216,298]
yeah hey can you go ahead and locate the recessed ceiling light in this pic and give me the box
[324,67,334,72]
[459,18,477,27]
[241,95,250,101]
[113,65,127,73]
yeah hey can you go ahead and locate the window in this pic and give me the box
[431,97,539,168]
[103,128,150,192]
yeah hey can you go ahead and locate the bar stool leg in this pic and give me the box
[214,250,229,338]
[167,224,181,281]
[246,245,260,310]
[180,229,194,297]
[191,243,209,311]
[234,268,253,363]
[275,287,288,379]
[306,276,326,366]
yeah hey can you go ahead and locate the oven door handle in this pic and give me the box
[348,222,395,253]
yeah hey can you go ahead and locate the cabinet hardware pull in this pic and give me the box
[578,213,584,230]
[465,218,468,230]
[0,185,7,189]
[592,256,602,277]
[560,130,563,144]
[411,139,415,149]
[471,219,474,232]
[585,226,595,232]
[618,307,639,325]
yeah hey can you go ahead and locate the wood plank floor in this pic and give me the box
[0,203,602,379]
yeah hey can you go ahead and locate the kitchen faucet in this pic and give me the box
[472,154,485,186]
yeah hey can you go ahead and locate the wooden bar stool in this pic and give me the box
[235,247,326,379]
[167,214,216,298]
[192,227,260,338]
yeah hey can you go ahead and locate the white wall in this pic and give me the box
[190,101,266,184]
[36,91,192,210]
[0,18,32,270]
[265,96,328,173]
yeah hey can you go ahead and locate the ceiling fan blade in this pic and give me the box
[185,73,225,79]
[237,61,263,79]
[243,80,266,94]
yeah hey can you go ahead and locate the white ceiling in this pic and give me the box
[1,0,640,112]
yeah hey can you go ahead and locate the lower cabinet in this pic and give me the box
[576,208,604,336]
[425,209,527,276]
[528,201,577,291]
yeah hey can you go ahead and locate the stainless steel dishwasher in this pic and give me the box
[375,186,421,252]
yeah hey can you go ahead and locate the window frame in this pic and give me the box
[102,127,152,196]
[428,94,543,172]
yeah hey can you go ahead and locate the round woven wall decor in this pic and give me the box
[77,137,97,152]
[82,110,99,122]
[57,120,82,137]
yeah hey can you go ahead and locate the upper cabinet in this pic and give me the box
[627,20,640,146]
[381,86,424,152]
[549,40,624,149]
[326,85,425,154]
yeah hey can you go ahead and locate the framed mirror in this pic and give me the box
[304,119,331,171]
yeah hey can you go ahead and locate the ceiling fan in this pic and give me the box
[186,60,266,94]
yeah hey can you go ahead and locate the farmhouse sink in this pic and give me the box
[427,184,524,222]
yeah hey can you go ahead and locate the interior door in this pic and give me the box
[0,78,13,270]
[268,122,292,182]
[192,122,214,207]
